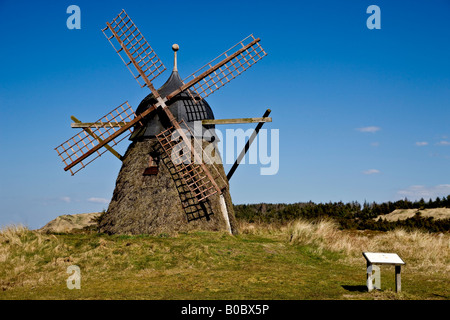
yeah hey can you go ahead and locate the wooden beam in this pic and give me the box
[226,109,272,181]
[395,265,402,293]
[71,122,129,128]
[202,117,272,125]
[72,117,272,128]
[71,116,123,161]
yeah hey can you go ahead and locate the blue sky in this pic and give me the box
[1,0,449,229]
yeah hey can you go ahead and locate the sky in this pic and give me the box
[0,0,449,229]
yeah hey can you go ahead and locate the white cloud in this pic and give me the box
[60,196,71,203]
[371,142,380,147]
[415,141,428,146]
[356,126,381,133]
[362,169,380,175]
[436,141,450,146]
[397,184,450,201]
[87,197,109,204]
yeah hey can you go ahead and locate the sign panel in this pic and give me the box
[363,252,405,265]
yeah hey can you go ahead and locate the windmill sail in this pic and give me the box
[55,102,142,175]
[156,120,226,203]
[102,9,166,89]
[166,34,266,102]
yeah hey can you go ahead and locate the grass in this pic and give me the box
[0,221,449,300]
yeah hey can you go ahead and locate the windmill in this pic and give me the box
[55,10,271,235]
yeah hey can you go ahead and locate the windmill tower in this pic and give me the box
[55,10,271,235]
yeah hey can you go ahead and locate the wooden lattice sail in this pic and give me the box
[156,120,224,203]
[102,9,166,87]
[181,34,266,101]
[55,102,139,175]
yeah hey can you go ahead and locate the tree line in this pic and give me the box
[233,195,450,233]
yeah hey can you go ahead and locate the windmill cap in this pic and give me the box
[172,44,179,51]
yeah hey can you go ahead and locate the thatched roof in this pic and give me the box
[98,138,237,235]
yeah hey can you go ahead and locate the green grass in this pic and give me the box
[0,224,448,300]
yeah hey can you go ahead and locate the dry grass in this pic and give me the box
[0,224,61,291]
[0,225,28,246]
[239,218,450,273]
[1,221,448,299]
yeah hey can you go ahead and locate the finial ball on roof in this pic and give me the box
[172,44,179,52]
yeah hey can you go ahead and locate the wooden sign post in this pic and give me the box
[362,252,405,293]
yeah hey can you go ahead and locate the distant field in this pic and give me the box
[376,208,450,222]
[1,220,448,300]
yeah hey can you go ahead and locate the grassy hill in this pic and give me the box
[1,220,448,300]
[375,208,450,221]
